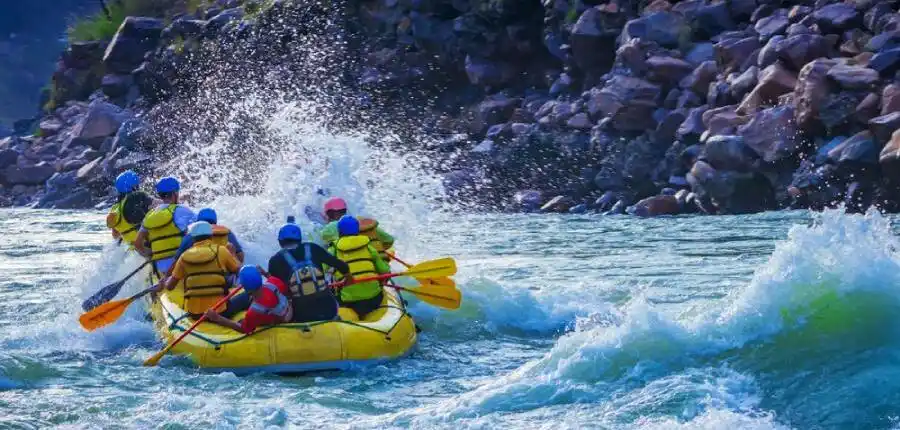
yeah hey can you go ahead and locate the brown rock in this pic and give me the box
[616,39,647,73]
[643,0,672,14]
[869,111,900,143]
[588,76,662,131]
[715,37,761,73]
[629,195,681,216]
[646,56,695,84]
[826,64,880,90]
[840,29,871,56]
[879,128,900,166]
[737,63,797,114]
[738,105,799,162]
[703,105,747,135]
[856,92,881,125]
[777,34,834,71]
[793,58,839,132]
[680,60,719,94]
[882,84,900,115]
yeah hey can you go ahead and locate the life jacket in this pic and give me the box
[142,204,185,262]
[211,225,231,247]
[358,217,392,260]
[249,282,292,320]
[281,245,328,298]
[179,241,229,314]
[106,197,139,246]
[331,235,381,302]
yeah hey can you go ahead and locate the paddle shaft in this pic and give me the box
[144,287,243,366]
[386,252,411,268]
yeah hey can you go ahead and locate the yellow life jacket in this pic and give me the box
[106,198,139,245]
[281,245,329,298]
[211,225,230,247]
[332,235,381,302]
[179,241,229,314]
[142,204,184,261]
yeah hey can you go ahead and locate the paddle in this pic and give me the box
[78,284,158,331]
[143,287,243,367]
[81,261,150,311]
[335,257,457,288]
[386,282,461,310]
[386,252,456,288]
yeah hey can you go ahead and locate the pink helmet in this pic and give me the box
[323,197,347,213]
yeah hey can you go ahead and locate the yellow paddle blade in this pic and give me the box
[143,347,170,367]
[407,282,462,310]
[78,298,135,332]
[405,257,457,279]
[422,277,455,288]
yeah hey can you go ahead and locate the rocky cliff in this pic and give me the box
[5,0,900,215]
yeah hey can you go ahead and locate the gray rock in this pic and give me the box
[685,42,716,65]
[101,74,134,98]
[0,149,19,169]
[64,100,132,151]
[103,17,165,73]
[204,8,245,37]
[813,3,861,33]
[869,111,900,143]
[513,189,543,211]
[4,163,55,185]
[738,105,799,162]
[703,134,758,171]
[826,64,880,90]
[620,12,688,48]
[755,13,789,40]
[827,130,878,164]
[465,55,515,87]
[76,157,104,182]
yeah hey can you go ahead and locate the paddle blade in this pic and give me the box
[412,283,462,310]
[142,348,168,367]
[406,257,457,279]
[422,277,455,288]
[81,281,124,311]
[78,298,133,331]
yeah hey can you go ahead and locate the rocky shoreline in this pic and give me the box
[5,0,900,215]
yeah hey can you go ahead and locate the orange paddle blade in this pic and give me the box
[78,298,134,331]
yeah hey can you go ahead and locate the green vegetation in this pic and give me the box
[67,0,194,42]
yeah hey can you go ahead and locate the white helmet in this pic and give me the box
[187,221,213,238]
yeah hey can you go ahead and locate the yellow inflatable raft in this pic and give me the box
[145,284,418,374]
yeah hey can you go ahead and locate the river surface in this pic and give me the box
[2,207,900,429]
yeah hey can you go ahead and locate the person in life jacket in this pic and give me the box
[134,177,196,277]
[171,207,244,265]
[319,197,395,260]
[155,221,241,316]
[106,170,153,247]
[267,216,352,322]
[204,265,294,334]
[328,215,391,321]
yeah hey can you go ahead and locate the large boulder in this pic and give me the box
[869,111,900,143]
[793,58,839,132]
[880,127,900,167]
[64,100,131,151]
[620,12,689,48]
[571,6,625,75]
[826,64,880,90]
[738,105,799,162]
[755,13,790,41]
[702,134,758,171]
[868,48,900,77]
[715,36,761,72]
[777,34,834,71]
[703,105,747,135]
[680,60,719,95]
[3,163,55,186]
[587,76,662,131]
[827,130,879,165]
[646,56,695,84]
[737,62,797,114]
[103,17,165,74]
[812,3,861,33]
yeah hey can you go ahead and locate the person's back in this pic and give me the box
[329,216,391,320]
[135,177,195,276]
[268,217,351,322]
[164,222,240,315]
[106,170,153,246]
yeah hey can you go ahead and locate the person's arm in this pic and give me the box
[370,246,391,274]
[203,310,244,332]
[172,236,192,264]
[227,232,245,263]
[134,229,151,258]
[312,244,350,275]
[220,248,242,274]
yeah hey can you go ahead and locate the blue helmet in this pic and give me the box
[155,177,180,194]
[115,170,139,193]
[238,265,263,292]
[337,215,359,236]
[278,215,302,242]
[197,208,217,224]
